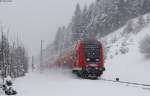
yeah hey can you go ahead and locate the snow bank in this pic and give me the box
[102,14,150,84]
[14,72,150,96]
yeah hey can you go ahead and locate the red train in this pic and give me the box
[54,38,105,79]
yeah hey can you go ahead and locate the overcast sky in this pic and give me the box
[0,0,94,56]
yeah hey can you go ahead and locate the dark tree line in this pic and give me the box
[0,33,28,78]
[53,0,150,53]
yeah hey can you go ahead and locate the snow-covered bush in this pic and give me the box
[120,46,129,54]
[119,39,129,54]
[124,20,134,34]
[140,35,150,58]
[136,16,146,33]
[145,14,150,24]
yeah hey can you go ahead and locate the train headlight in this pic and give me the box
[95,59,99,61]
[86,58,90,61]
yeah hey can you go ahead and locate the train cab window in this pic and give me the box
[84,44,100,64]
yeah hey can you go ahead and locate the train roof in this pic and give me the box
[72,38,102,50]
[81,38,101,44]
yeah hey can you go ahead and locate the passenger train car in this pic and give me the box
[54,38,105,79]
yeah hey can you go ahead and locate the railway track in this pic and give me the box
[99,78,150,91]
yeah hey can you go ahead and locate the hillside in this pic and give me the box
[102,13,150,84]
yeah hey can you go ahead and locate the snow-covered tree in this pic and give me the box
[0,33,10,78]
[0,27,28,78]
[140,35,150,58]
[124,20,134,34]
[71,3,83,42]
[137,16,146,28]
[9,44,28,78]
[53,26,66,54]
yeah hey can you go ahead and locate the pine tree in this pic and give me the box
[140,35,150,58]
[71,3,83,42]
[0,33,10,78]
[53,27,66,55]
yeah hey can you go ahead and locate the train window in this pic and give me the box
[84,44,100,64]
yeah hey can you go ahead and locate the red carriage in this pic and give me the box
[54,38,105,79]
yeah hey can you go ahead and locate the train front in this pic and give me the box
[82,39,105,79]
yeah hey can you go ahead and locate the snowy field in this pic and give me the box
[13,72,150,96]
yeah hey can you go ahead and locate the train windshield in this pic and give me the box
[84,44,100,64]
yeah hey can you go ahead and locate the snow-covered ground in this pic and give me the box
[13,72,150,96]
[104,50,150,83]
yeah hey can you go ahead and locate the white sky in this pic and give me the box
[0,0,94,56]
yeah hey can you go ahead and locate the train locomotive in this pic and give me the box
[55,38,105,79]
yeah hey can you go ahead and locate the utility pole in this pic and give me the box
[6,27,11,77]
[31,56,34,72]
[40,40,43,73]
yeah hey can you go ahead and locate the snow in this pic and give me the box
[103,16,150,84]
[104,50,150,83]
[13,72,150,96]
